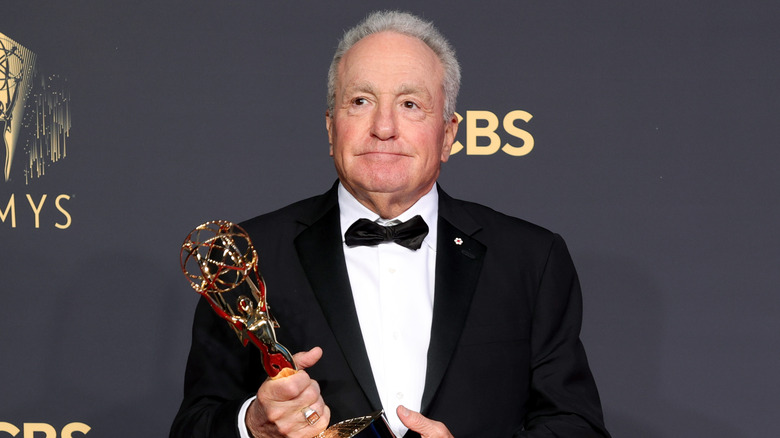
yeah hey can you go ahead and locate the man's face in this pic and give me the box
[326,31,458,213]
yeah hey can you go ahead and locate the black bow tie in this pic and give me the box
[344,215,429,250]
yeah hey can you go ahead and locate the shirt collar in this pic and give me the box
[338,182,439,250]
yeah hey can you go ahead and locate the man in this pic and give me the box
[172,10,610,438]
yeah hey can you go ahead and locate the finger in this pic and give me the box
[270,348,323,381]
[320,404,331,427]
[259,370,324,415]
[293,346,323,370]
[251,383,324,435]
[307,403,331,434]
[397,405,453,438]
[249,368,329,438]
[296,380,330,430]
[296,377,324,409]
[260,370,312,401]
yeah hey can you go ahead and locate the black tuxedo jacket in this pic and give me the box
[171,184,610,438]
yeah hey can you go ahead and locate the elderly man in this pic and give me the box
[171,10,610,438]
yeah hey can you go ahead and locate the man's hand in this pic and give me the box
[246,347,331,438]
[397,405,453,438]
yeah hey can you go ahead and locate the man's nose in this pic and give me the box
[371,103,398,140]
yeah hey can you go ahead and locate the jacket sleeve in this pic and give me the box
[517,234,610,438]
[170,296,263,438]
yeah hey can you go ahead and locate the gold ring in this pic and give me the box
[302,406,320,425]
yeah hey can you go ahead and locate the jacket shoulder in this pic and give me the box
[240,185,337,229]
[234,186,338,252]
[441,193,560,249]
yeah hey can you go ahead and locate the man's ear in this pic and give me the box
[325,110,334,156]
[440,113,459,163]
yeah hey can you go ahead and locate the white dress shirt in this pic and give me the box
[339,183,438,437]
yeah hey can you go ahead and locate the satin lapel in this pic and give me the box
[420,191,486,413]
[294,202,383,410]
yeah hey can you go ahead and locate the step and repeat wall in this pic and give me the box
[2,1,778,436]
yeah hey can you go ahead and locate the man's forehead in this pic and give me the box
[343,81,433,98]
[335,32,444,97]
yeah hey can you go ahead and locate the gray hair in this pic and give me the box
[327,10,461,120]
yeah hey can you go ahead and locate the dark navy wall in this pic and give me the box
[2,2,778,436]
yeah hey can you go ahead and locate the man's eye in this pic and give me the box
[403,101,418,109]
[353,98,367,105]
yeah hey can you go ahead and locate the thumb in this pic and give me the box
[397,406,428,432]
[397,406,452,438]
[293,346,323,370]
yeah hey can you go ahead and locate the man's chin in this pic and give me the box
[354,177,437,202]
[356,181,409,196]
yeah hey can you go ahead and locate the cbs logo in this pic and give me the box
[0,422,90,437]
[451,110,534,156]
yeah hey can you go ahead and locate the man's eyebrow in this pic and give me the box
[394,83,434,102]
[343,82,376,96]
[341,82,433,102]
[395,83,427,95]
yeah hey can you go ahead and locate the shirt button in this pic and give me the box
[392,331,400,340]
[396,392,404,400]
[388,268,396,274]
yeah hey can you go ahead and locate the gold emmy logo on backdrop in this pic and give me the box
[1,32,73,230]
[0,32,33,182]
[180,220,395,438]
[1,31,71,185]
